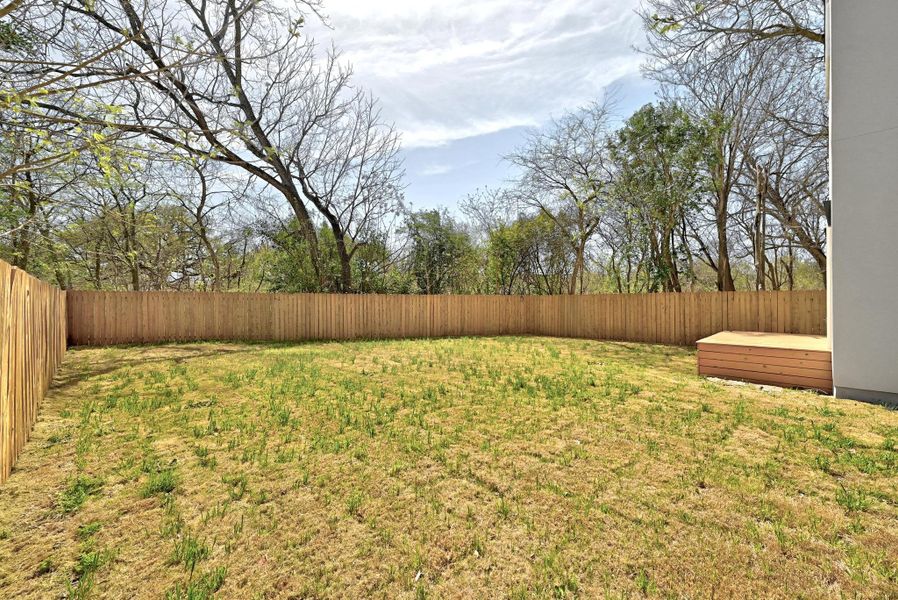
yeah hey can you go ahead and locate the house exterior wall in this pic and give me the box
[830,0,898,403]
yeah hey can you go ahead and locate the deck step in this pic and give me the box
[697,331,832,394]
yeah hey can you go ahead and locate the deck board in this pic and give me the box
[697,331,832,393]
[697,331,830,352]
[698,351,831,370]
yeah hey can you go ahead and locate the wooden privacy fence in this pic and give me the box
[0,282,823,482]
[0,260,67,483]
[67,289,826,347]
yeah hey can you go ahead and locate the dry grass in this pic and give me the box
[0,337,896,599]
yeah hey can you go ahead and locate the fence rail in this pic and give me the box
[67,289,826,347]
[0,260,67,483]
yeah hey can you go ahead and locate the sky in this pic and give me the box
[307,0,658,213]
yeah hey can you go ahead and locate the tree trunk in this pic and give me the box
[754,165,767,291]
[202,236,221,292]
[569,240,586,295]
[93,238,102,289]
[286,197,323,287]
[326,217,353,293]
[12,172,38,270]
[715,189,736,291]
[127,202,140,291]
[660,226,681,293]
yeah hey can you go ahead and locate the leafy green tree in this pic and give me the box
[611,102,706,292]
[402,210,475,294]
[264,224,339,293]
[484,222,531,295]
[481,213,575,295]
[264,223,411,294]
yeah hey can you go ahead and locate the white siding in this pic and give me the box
[830,0,898,401]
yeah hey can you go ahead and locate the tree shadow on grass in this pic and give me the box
[50,343,262,391]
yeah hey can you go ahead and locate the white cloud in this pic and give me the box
[307,0,646,148]
[418,163,454,177]
[399,115,543,149]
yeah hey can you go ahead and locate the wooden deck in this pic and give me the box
[697,331,832,393]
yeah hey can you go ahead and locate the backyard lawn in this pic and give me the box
[0,337,896,598]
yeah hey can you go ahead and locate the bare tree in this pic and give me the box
[287,73,404,291]
[640,0,827,290]
[165,159,249,291]
[10,1,407,291]
[507,101,614,294]
[7,0,333,281]
[640,1,824,64]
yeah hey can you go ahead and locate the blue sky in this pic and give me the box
[308,0,657,213]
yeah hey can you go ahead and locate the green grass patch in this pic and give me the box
[142,468,177,498]
[1,338,897,598]
[58,475,103,513]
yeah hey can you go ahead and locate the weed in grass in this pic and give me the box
[59,475,103,513]
[813,422,857,452]
[268,399,292,428]
[193,445,217,469]
[34,557,54,577]
[771,406,790,418]
[45,432,69,447]
[814,455,834,474]
[772,519,790,548]
[142,468,177,498]
[509,585,530,600]
[232,515,244,538]
[160,496,186,539]
[223,473,248,501]
[634,569,657,595]
[165,566,227,600]
[756,460,782,490]
[275,447,295,464]
[415,583,428,600]
[837,486,872,513]
[496,498,511,520]
[848,517,866,535]
[537,550,579,597]
[65,573,96,600]
[201,502,228,525]
[77,522,102,540]
[732,399,748,426]
[297,469,310,487]
[171,532,211,573]
[75,547,110,577]
[140,454,160,477]
[346,491,365,519]
[67,542,113,600]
